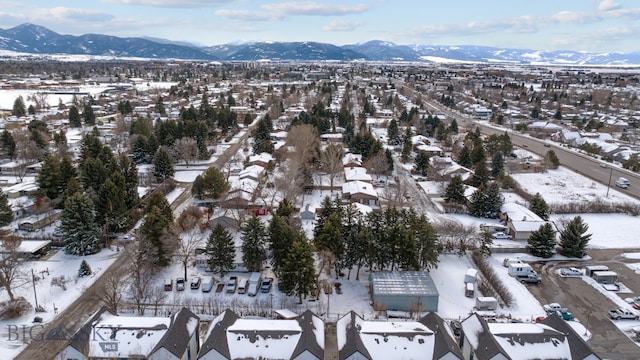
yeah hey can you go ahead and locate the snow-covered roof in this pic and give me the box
[344,167,372,182]
[342,153,363,167]
[370,271,439,297]
[239,164,265,180]
[500,202,544,222]
[248,152,273,165]
[342,180,377,198]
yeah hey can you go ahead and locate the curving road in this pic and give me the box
[15,115,261,360]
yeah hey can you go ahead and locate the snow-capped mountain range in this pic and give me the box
[1,23,639,65]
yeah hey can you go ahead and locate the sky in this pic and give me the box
[0,1,639,52]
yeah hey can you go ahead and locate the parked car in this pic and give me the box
[491,232,512,240]
[226,276,238,294]
[556,310,575,321]
[190,277,201,290]
[260,278,273,293]
[450,320,461,337]
[543,143,551,147]
[517,273,542,285]
[560,267,583,277]
[164,279,173,291]
[176,277,185,291]
[608,309,639,320]
[237,279,248,294]
[503,258,523,267]
[543,303,568,314]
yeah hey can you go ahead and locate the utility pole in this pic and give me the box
[31,269,39,311]
[606,167,613,198]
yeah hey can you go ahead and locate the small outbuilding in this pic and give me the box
[585,265,609,277]
[369,271,439,312]
[592,270,618,284]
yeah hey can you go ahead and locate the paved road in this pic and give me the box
[529,248,640,359]
[14,117,261,360]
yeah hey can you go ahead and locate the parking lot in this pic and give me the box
[529,248,640,359]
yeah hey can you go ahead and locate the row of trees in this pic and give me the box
[527,216,591,258]
[314,197,441,278]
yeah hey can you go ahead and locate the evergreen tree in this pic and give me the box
[12,96,26,117]
[241,216,267,272]
[120,155,140,210]
[78,259,92,277]
[457,145,472,168]
[152,146,175,183]
[191,175,206,200]
[484,182,504,218]
[544,150,560,169]
[139,205,173,267]
[411,212,441,269]
[68,105,81,127]
[527,223,556,258]
[95,174,128,233]
[61,192,101,256]
[444,175,466,204]
[0,130,16,160]
[385,149,394,171]
[269,215,297,274]
[197,167,230,199]
[490,153,504,178]
[401,127,412,162]
[468,161,490,187]
[479,231,494,257]
[471,138,486,165]
[529,193,550,221]
[414,151,430,176]
[82,104,96,125]
[144,192,173,222]
[37,154,62,200]
[387,119,400,144]
[558,216,591,258]
[279,238,316,303]
[0,188,14,226]
[205,224,235,275]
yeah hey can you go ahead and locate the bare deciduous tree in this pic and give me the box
[434,218,478,253]
[94,273,124,313]
[174,224,205,282]
[320,143,344,191]
[0,233,24,302]
[13,130,43,182]
[364,151,388,179]
[173,137,199,167]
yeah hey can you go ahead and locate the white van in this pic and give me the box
[201,276,214,293]
[616,177,630,189]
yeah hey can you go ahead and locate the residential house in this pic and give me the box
[458,313,600,360]
[336,311,463,360]
[344,167,373,183]
[247,152,274,168]
[197,309,324,360]
[342,180,378,206]
[55,307,200,360]
[342,153,363,168]
[526,121,563,136]
[499,202,549,240]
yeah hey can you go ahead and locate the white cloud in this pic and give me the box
[100,0,236,7]
[31,7,114,23]
[261,2,370,16]
[322,20,362,32]
[214,9,280,21]
[598,0,622,12]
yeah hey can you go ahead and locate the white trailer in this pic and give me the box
[464,268,478,284]
[475,296,498,311]
[247,272,262,296]
[508,263,536,277]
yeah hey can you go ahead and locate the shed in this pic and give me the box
[585,265,609,277]
[592,270,618,284]
[369,271,439,312]
[464,268,477,284]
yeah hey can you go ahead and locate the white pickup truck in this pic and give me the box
[543,303,568,314]
[608,309,639,320]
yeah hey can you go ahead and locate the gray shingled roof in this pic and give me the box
[152,307,199,358]
[197,309,239,359]
[291,309,324,360]
[337,311,372,360]
[461,313,508,360]
[419,312,464,360]
[541,313,602,360]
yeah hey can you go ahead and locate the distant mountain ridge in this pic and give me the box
[1,23,639,65]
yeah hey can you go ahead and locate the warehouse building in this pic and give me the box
[369,271,439,312]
